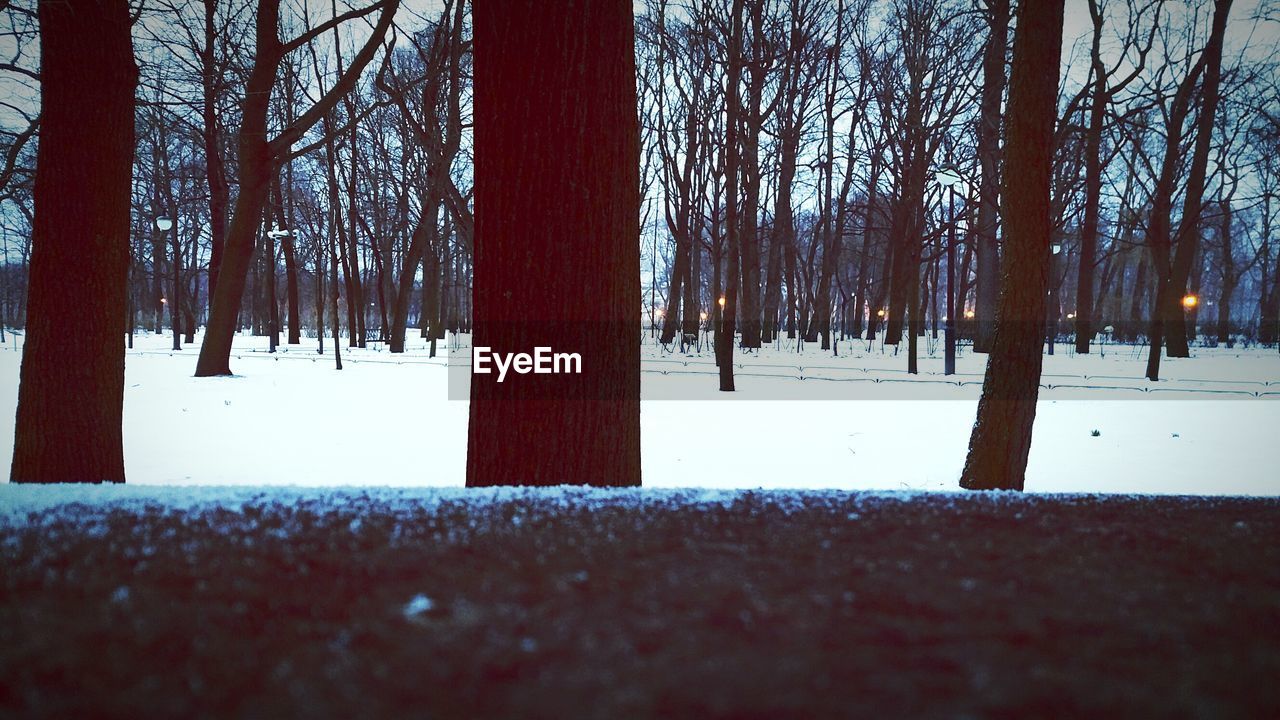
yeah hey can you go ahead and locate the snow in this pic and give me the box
[0,329,1277,497]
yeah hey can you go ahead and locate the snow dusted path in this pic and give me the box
[0,331,1277,494]
[2,487,1277,717]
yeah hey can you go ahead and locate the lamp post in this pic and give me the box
[155,217,180,350]
[267,228,291,354]
[934,165,963,376]
[1048,241,1062,356]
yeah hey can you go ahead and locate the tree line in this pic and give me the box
[3,0,1277,488]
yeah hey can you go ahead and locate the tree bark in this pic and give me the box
[1075,0,1107,354]
[718,0,744,389]
[12,0,137,483]
[960,0,1063,491]
[467,0,641,486]
[202,0,230,314]
[973,0,1009,354]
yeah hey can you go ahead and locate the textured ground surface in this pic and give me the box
[2,488,1278,718]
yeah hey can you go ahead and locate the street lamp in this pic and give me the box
[264,227,290,353]
[1048,241,1063,355]
[1181,294,1199,310]
[934,164,963,376]
[155,216,179,350]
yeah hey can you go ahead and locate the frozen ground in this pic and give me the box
[0,330,1277,494]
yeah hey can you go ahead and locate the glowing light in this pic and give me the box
[160,297,167,305]
[718,297,726,307]
[964,310,975,319]
[700,312,707,321]
[876,309,886,318]
[1067,313,1075,320]
[1181,294,1198,309]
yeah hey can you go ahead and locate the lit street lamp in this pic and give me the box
[156,216,179,351]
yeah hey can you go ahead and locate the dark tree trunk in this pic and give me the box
[737,0,765,350]
[718,0,744,388]
[1075,0,1107,354]
[275,165,301,344]
[12,0,137,483]
[973,0,1009,354]
[784,234,797,339]
[467,0,640,486]
[960,0,1063,491]
[1216,199,1234,345]
[1162,0,1231,359]
[866,224,894,341]
[1145,0,1230,378]
[202,0,229,314]
[1260,195,1279,344]
[390,197,438,353]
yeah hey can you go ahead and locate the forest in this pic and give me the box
[2,2,1279,714]
[0,0,1276,375]
[1,0,1279,490]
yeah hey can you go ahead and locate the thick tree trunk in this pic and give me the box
[960,0,1063,491]
[12,0,137,483]
[467,0,640,486]
[973,0,1009,354]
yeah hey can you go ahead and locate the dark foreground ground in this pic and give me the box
[1,488,1278,718]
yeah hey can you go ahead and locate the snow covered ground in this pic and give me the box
[0,330,1277,495]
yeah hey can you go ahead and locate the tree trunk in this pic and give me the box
[1075,0,1107,354]
[389,196,439,353]
[202,0,229,315]
[1144,0,1230,378]
[1162,0,1231,358]
[973,0,1009,354]
[12,0,137,483]
[960,0,1063,491]
[467,0,640,486]
[736,0,765,350]
[718,0,744,389]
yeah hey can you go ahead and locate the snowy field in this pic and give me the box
[0,330,1277,495]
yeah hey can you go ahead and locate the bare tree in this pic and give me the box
[11,0,137,483]
[194,0,397,376]
[959,0,1064,491]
